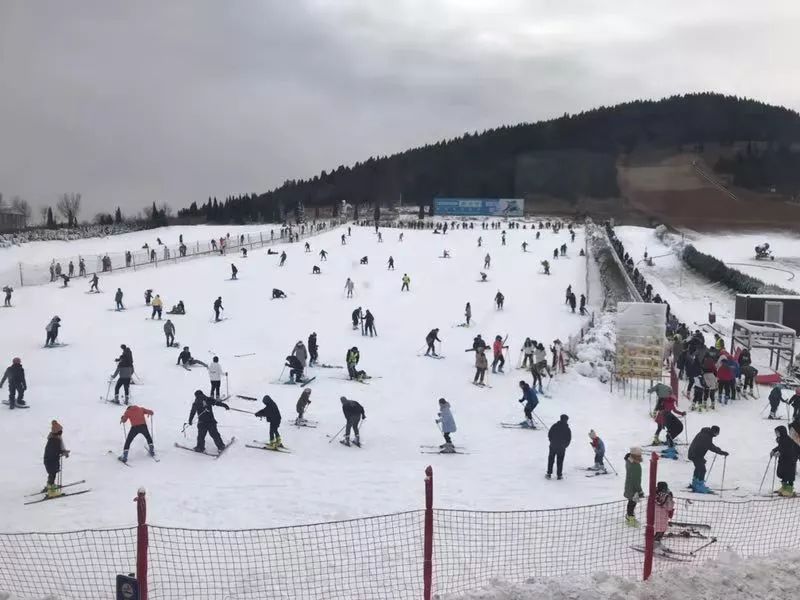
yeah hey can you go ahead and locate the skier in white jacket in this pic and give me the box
[208,356,224,399]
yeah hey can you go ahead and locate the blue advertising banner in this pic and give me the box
[433,198,524,217]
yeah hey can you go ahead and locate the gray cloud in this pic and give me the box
[1,0,799,219]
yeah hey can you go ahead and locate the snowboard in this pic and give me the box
[2,400,30,409]
[43,343,69,349]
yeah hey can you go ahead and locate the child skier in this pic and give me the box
[772,425,798,497]
[255,395,283,449]
[43,420,70,498]
[624,447,644,526]
[588,430,607,473]
[436,398,457,452]
[119,405,155,463]
[653,482,675,547]
[295,388,312,425]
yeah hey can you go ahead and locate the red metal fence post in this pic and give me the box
[643,453,659,581]
[424,466,433,600]
[135,488,149,600]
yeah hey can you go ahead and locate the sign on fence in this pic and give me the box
[615,302,666,379]
[433,198,524,217]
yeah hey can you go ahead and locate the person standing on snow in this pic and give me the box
[340,396,365,447]
[295,388,312,424]
[546,414,571,480]
[436,398,457,451]
[308,333,318,366]
[623,447,644,526]
[387,256,395,270]
[45,316,61,347]
[114,288,125,310]
[401,273,410,292]
[43,420,70,498]
[110,345,134,404]
[464,302,472,326]
[656,395,686,459]
[494,291,504,310]
[687,425,728,494]
[491,335,508,373]
[163,319,176,348]
[474,347,488,385]
[292,341,308,368]
[588,430,606,473]
[772,425,798,497]
[344,278,355,298]
[213,296,224,322]
[484,253,491,269]
[518,381,539,429]
[187,390,230,453]
[255,395,283,449]
[207,356,224,399]
[521,338,535,369]
[425,329,441,356]
[0,357,27,409]
[364,310,376,337]
[151,294,163,320]
[351,307,362,330]
[653,482,675,546]
[119,404,155,463]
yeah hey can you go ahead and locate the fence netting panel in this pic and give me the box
[649,496,800,574]
[432,501,644,596]
[146,511,425,600]
[0,527,137,600]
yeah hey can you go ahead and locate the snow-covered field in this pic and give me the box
[2,220,800,599]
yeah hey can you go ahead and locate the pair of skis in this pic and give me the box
[245,440,291,453]
[24,480,91,505]
[419,445,468,455]
[174,436,236,458]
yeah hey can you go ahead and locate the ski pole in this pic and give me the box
[532,410,548,429]
[603,455,619,476]
[227,407,254,415]
[706,453,717,480]
[689,537,718,556]
[720,456,727,497]
[771,456,777,495]
[104,379,113,402]
[683,414,690,446]
[121,422,127,444]
[758,455,774,493]
[327,424,346,443]
[149,414,155,445]
[759,401,770,416]
[225,373,230,399]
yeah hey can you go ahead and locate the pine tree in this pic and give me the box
[114,207,122,223]
[46,206,55,228]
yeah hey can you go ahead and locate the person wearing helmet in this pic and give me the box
[0,357,27,408]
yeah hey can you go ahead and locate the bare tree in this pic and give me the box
[11,196,32,227]
[56,193,82,227]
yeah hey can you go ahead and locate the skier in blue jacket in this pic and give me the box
[518,380,539,429]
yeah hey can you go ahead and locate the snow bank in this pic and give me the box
[572,312,615,383]
[450,548,800,600]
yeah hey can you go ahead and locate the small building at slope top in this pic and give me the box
[0,207,25,232]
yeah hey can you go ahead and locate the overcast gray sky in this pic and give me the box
[1,0,799,220]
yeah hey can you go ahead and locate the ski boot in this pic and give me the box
[498,367,504,373]
[440,443,456,454]
[16,399,26,407]
[768,412,777,420]
[112,395,121,405]
[491,367,497,374]
[46,484,63,499]
[537,386,544,394]
[691,478,713,494]
[660,447,678,460]
[119,449,129,463]
[267,438,278,450]
[780,485,796,498]
[545,473,552,480]
[193,446,205,453]
[625,515,640,528]
[340,436,351,447]
[651,435,662,446]
[124,396,130,405]
[148,444,155,457]
[275,436,284,449]
[557,474,563,480]
[710,401,715,410]
[353,436,361,448]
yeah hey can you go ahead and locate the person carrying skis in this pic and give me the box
[470,334,487,353]
[213,296,224,321]
[623,447,644,526]
[518,381,539,429]
[436,398,456,451]
[340,396,365,447]
[307,333,318,366]
[494,291,504,310]
[344,278,355,298]
[119,405,155,463]
[425,328,441,356]
[110,345,134,404]
[491,335,508,373]
[43,420,70,498]
[163,319,176,348]
[588,430,606,473]
[231,264,238,280]
[521,338,535,369]
[255,395,283,449]
[114,288,124,310]
[387,256,395,270]
[295,388,312,424]
[687,425,728,493]
[546,414,571,480]
[208,356,224,399]
[177,347,207,368]
[653,482,675,546]
[151,294,163,320]
[464,302,472,326]
[772,425,798,497]
[45,316,61,347]
[3,285,12,306]
[364,310,376,337]
[279,251,287,266]
[188,390,230,453]
[401,273,410,291]
[285,355,305,383]
[292,341,308,368]
[0,357,27,409]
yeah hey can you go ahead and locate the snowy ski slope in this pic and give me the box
[0,221,796,536]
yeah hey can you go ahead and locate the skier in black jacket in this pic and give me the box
[285,355,305,383]
[772,425,798,497]
[213,296,224,321]
[364,310,376,337]
[43,420,70,497]
[340,396,365,447]
[177,347,207,368]
[687,425,728,493]
[425,329,441,356]
[188,390,230,453]
[546,414,571,479]
[255,395,283,449]
[308,332,318,366]
[0,357,27,408]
